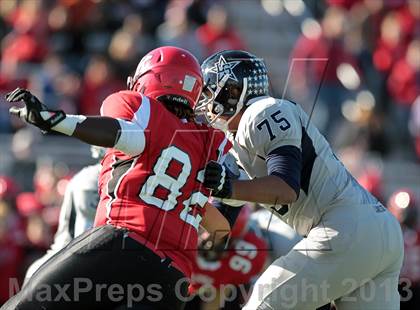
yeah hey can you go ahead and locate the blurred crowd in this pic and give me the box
[289,0,419,160]
[0,0,418,156]
[296,2,420,306]
[0,0,247,304]
[0,0,419,308]
[0,0,245,132]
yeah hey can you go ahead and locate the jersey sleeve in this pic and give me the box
[100,91,143,120]
[240,100,303,195]
[244,100,302,156]
[100,91,151,156]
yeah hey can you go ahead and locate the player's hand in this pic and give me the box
[5,88,66,132]
[203,160,233,199]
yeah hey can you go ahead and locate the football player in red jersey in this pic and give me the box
[2,47,231,310]
[188,204,268,310]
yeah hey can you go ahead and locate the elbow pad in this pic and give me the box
[114,119,146,156]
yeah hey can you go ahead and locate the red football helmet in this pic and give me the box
[127,46,203,109]
[231,203,252,238]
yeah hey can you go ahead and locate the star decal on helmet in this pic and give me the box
[207,55,240,83]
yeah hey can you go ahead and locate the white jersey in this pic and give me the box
[51,164,101,251]
[231,96,380,236]
[24,164,101,282]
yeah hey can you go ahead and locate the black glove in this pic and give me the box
[5,88,66,132]
[203,160,233,199]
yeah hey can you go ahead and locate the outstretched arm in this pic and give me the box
[5,88,144,156]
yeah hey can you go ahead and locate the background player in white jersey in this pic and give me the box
[23,147,103,283]
[197,50,404,309]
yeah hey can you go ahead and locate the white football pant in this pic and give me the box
[243,202,404,310]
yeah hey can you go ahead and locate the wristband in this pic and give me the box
[40,112,86,136]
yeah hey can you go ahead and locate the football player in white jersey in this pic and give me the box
[197,50,404,310]
[23,147,103,283]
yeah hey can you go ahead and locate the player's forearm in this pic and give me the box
[72,116,121,147]
[52,115,145,156]
[231,175,297,205]
[48,114,120,147]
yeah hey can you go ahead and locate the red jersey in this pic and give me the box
[94,90,230,277]
[190,231,268,292]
